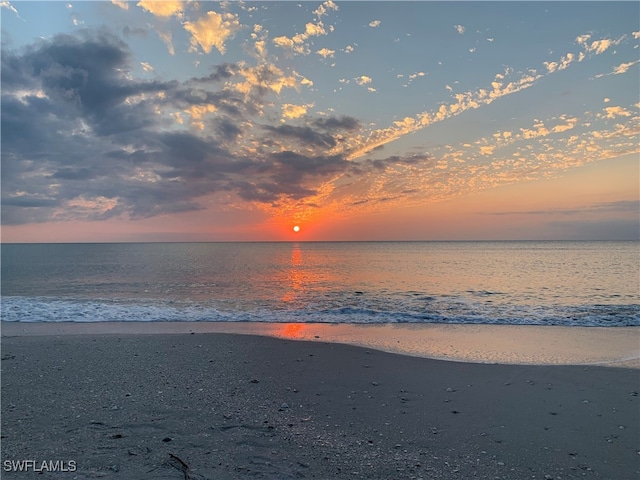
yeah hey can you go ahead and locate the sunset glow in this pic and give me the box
[1,1,638,242]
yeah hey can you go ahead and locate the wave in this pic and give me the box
[1,296,639,327]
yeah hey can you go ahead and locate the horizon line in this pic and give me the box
[2,239,638,245]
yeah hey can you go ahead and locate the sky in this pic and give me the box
[1,1,638,242]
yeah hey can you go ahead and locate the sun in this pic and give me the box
[293,225,300,233]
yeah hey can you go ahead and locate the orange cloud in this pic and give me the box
[183,10,241,54]
[341,31,628,162]
[613,60,639,75]
[316,47,335,58]
[603,106,632,119]
[111,0,129,10]
[271,2,337,56]
[282,103,312,119]
[355,75,372,85]
[137,0,183,18]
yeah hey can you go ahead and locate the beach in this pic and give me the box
[2,324,639,479]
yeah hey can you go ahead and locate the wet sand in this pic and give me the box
[1,326,639,479]
[3,321,639,367]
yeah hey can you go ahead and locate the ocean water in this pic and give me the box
[1,241,638,327]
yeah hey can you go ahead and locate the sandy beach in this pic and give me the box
[1,325,639,479]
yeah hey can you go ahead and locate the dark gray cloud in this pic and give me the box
[1,30,370,226]
[2,197,59,208]
[591,200,639,212]
[351,154,434,173]
[546,219,640,240]
[29,32,166,132]
[223,151,349,204]
[122,26,149,37]
[272,151,346,176]
[482,200,640,216]
[168,85,246,117]
[2,30,170,137]
[229,179,316,203]
[263,124,337,148]
[215,117,242,141]
[49,168,96,180]
[312,115,360,131]
[192,63,237,83]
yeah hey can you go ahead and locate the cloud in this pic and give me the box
[277,25,323,54]
[111,0,129,10]
[316,47,335,58]
[355,75,372,85]
[253,39,267,60]
[71,13,84,26]
[314,0,338,19]
[184,103,217,129]
[304,22,326,37]
[480,146,494,155]
[312,115,360,131]
[273,35,295,49]
[156,27,175,55]
[576,33,624,55]
[2,19,637,231]
[2,31,349,224]
[224,149,349,205]
[612,60,639,75]
[192,62,237,83]
[183,10,241,54]
[551,117,578,133]
[1,30,367,219]
[263,124,337,148]
[485,200,639,217]
[546,219,640,240]
[1,1,21,19]
[233,63,301,98]
[271,1,337,56]
[215,117,242,141]
[282,103,312,119]
[342,62,553,160]
[137,0,183,18]
[544,52,576,73]
[603,106,632,119]
[359,154,434,172]
[1,31,170,135]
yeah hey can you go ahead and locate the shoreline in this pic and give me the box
[2,321,639,368]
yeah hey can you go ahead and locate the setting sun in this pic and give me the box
[293,225,300,233]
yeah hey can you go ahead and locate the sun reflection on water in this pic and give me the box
[281,243,305,304]
[278,323,308,339]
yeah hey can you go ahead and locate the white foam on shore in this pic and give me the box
[2,321,638,368]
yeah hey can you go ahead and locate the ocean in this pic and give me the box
[1,241,638,327]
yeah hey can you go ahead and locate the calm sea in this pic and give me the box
[1,242,638,326]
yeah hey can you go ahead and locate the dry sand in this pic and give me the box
[1,328,639,479]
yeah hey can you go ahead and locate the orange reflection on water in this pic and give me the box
[278,323,308,339]
[281,243,306,303]
[291,245,303,266]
